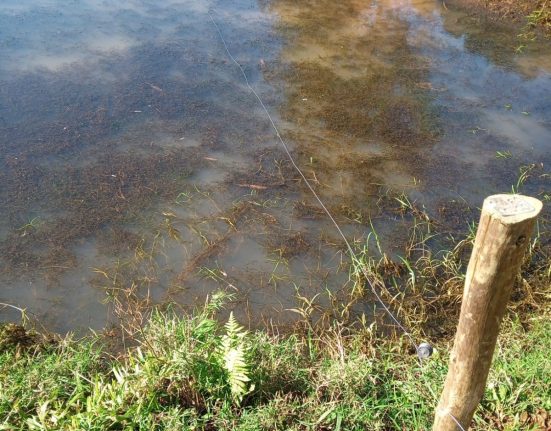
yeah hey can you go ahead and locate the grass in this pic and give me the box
[1,292,550,430]
[519,0,550,32]
[522,1,551,39]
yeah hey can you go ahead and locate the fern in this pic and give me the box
[219,312,253,403]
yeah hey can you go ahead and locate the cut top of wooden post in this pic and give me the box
[484,194,543,224]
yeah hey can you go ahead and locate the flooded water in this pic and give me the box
[1,0,550,332]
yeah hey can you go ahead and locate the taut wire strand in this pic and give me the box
[207,11,418,352]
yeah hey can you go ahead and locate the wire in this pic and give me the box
[207,11,465,430]
[448,413,467,431]
[207,10,418,352]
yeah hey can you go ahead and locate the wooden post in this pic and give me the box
[433,194,542,431]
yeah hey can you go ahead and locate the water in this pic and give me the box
[1,0,550,332]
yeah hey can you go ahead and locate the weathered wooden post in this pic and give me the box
[433,194,542,431]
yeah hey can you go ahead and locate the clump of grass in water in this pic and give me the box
[351,188,550,339]
[518,0,551,44]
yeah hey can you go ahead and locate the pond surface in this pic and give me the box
[1,0,550,332]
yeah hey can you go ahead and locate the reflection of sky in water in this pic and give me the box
[391,1,551,201]
[403,4,551,127]
[0,0,550,332]
[0,0,283,331]
[269,0,550,204]
[0,0,273,74]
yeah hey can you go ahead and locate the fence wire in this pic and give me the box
[208,10,465,431]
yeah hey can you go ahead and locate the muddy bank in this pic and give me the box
[449,0,551,35]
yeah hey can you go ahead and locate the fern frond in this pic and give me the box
[223,343,250,400]
[224,311,246,341]
[220,312,252,403]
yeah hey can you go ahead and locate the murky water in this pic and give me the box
[1,0,550,332]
